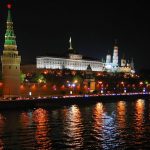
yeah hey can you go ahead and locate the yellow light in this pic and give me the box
[39,79,42,83]
[74,80,78,83]
[121,81,124,85]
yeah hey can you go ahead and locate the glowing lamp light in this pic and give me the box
[72,83,75,87]
[98,81,103,84]
[7,4,12,9]
[74,80,78,83]
[139,81,143,85]
[29,92,32,96]
[121,81,124,85]
[43,70,48,75]
[0,82,3,87]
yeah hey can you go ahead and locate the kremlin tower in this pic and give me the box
[121,54,126,67]
[112,40,119,67]
[104,40,135,73]
[106,51,111,64]
[1,4,21,98]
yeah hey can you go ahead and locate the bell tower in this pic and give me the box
[1,4,21,98]
[112,40,119,67]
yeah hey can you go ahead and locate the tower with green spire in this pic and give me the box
[1,4,21,98]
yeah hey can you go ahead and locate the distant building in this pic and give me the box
[36,37,104,72]
[104,41,135,73]
[37,38,135,74]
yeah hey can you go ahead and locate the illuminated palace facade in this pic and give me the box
[37,38,104,72]
[37,38,135,73]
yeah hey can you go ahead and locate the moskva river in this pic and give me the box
[0,99,150,149]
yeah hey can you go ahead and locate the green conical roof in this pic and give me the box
[7,9,12,22]
[4,6,17,47]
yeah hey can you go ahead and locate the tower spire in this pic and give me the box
[114,39,118,46]
[4,4,17,51]
[7,4,12,22]
[112,39,119,66]
[122,53,125,59]
[131,58,135,73]
[68,36,76,53]
[121,53,126,67]
[69,37,73,50]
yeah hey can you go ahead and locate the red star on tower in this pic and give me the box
[7,4,12,9]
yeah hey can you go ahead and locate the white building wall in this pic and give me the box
[36,57,103,71]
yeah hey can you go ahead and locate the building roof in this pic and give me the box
[37,52,100,61]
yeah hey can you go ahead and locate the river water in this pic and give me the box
[0,99,150,149]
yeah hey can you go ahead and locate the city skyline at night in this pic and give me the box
[0,2,150,149]
[0,1,150,71]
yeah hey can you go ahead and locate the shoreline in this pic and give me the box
[0,93,150,110]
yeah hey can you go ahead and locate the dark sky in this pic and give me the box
[0,0,150,71]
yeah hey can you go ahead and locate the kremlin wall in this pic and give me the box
[0,4,136,99]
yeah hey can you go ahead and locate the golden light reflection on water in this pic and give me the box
[0,139,4,150]
[135,99,144,125]
[33,108,51,150]
[20,112,30,128]
[61,107,67,119]
[134,99,145,139]
[0,100,149,149]
[0,114,5,133]
[0,114,5,150]
[116,101,126,129]
[93,102,104,132]
[63,105,83,148]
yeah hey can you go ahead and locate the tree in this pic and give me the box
[20,71,26,83]
[32,73,46,83]
[73,74,83,84]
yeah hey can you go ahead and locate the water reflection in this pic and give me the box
[0,113,5,149]
[117,101,126,129]
[93,102,104,134]
[63,105,83,149]
[33,108,51,149]
[135,99,145,124]
[20,112,31,128]
[0,99,149,149]
[92,102,119,149]
[134,99,145,139]
[0,114,5,133]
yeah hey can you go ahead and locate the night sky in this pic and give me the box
[0,0,150,71]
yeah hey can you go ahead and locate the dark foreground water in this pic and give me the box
[0,99,150,149]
